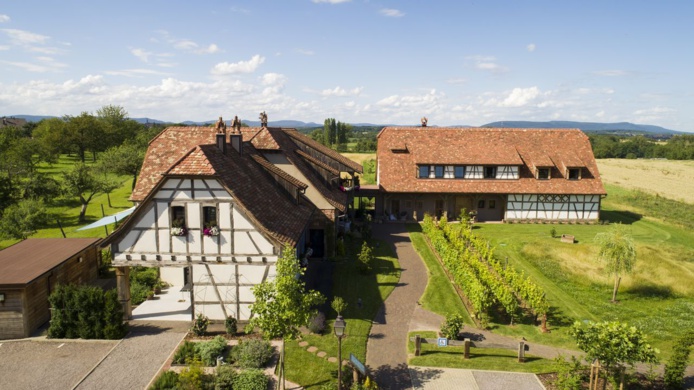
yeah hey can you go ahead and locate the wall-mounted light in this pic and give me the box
[0,292,5,303]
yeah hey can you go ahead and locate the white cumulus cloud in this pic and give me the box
[1,28,50,44]
[500,87,541,107]
[211,55,265,75]
[466,55,508,74]
[261,73,287,86]
[131,48,152,63]
[320,86,363,97]
[380,8,405,17]
[0,14,10,23]
[527,43,536,52]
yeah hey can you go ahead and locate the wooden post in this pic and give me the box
[415,335,421,356]
[464,338,471,359]
[115,267,132,320]
[518,341,525,363]
[619,366,625,390]
[57,219,66,238]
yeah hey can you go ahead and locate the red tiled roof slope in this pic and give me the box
[127,126,313,247]
[377,127,606,195]
[283,129,364,173]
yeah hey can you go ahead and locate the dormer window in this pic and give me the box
[568,168,581,180]
[537,168,550,180]
[484,166,497,179]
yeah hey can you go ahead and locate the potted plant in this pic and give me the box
[171,218,187,236]
[203,223,220,237]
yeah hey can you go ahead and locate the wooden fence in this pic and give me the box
[411,335,529,363]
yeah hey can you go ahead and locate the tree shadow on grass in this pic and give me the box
[626,283,675,299]
[600,210,642,225]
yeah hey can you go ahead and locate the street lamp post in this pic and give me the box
[333,314,346,390]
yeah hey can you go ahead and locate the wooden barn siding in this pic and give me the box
[0,244,99,339]
[0,289,25,339]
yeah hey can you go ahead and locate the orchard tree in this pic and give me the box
[96,105,141,149]
[98,143,145,190]
[0,198,49,239]
[32,117,67,161]
[249,246,325,388]
[594,224,636,302]
[571,321,658,389]
[62,163,108,222]
[63,112,104,162]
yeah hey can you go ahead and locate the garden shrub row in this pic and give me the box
[422,214,549,326]
[150,365,268,390]
[172,337,274,369]
[48,284,127,340]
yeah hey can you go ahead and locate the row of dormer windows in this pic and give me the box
[417,165,582,180]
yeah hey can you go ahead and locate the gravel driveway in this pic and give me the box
[75,321,187,390]
[0,339,117,390]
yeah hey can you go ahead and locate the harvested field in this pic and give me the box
[342,152,375,166]
[597,159,694,203]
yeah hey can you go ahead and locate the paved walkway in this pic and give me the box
[410,367,544,390]
[367,224,429,389]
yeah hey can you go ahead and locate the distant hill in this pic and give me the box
[481,120,682,135]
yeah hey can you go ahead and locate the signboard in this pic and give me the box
[350,353,366,375]
[437,337,448,347]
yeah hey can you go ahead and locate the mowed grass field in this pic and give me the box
[0,155,133,250]
[597,158,694,203]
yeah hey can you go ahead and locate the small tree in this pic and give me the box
[358,241,374,274]
[62,163,107,222]
[570,321,658,389]
[331,296,347,316]
[594,224,637,302]
[249,247,325,388]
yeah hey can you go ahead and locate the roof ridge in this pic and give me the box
[164,145,204,175]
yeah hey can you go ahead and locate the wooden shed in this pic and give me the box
[0,238,101,340]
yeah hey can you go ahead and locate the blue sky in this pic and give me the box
[1,1,693,131]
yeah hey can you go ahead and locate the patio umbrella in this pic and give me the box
[76,206,136,231]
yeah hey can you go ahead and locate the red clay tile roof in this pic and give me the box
[283,129,364,173]
[0,238,101,286]
[377,127,606,195]
[125,126,314,247]
[167,146,217,176]
[248,127,281,150]
[296,149,340,176]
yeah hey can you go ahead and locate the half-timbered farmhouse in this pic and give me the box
[103,120,361,321]
[375,127,606,222]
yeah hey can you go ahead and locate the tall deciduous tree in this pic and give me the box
[62,163,107,222]
[0,198,49,239]
[96,105,141,150]
[98,144,145,190]
[63,112,104,162]
[249,247,325,388]
[594,224,636,302]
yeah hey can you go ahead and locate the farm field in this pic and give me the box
[597,158,694,203]
[341,152,375,166]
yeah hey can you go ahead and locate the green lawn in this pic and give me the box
[0,154,133,250]
[285,236,401,388]
[460,187,694,361]
[407,331,558,374]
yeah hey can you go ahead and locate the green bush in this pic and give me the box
[130,281,151,306]
[440,313,465,340]
[664,330,694,389]
[149,370,179,390]
[47,284,126,340]
[173,341,198,365]
[553,355,585,390]
[225,316,237,335]
[230,339,274,369]
[308,311,326,334]
[191,313,210,336]
[130,266,159,290]
[214,365,237,390]
[178,357,205,390]
[232,369,268,390]
[196,336,228,366]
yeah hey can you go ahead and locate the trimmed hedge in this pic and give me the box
[664,330,694,389]
[48,284,127,340]
[230,339,274,369]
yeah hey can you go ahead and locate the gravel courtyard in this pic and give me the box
[0,339,118,390]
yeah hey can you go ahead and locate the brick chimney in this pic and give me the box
[214,116,227,154]
[229,115,242,154]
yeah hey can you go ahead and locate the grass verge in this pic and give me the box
[407,331,558,374]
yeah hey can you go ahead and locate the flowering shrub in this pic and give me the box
[171,226,187,236]
[203,225,219,237]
